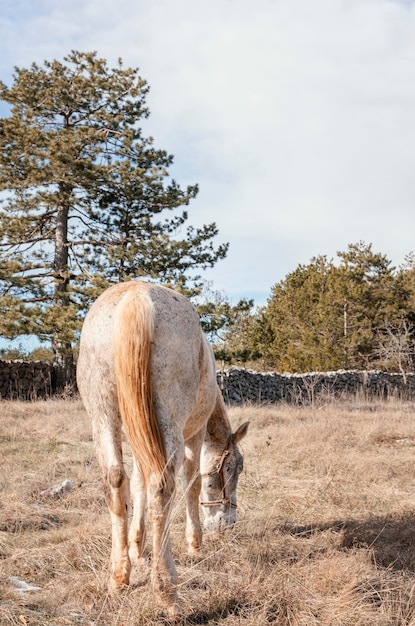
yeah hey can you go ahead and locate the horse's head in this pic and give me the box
[200,421,249,532]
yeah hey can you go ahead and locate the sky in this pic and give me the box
[1,0,415,313]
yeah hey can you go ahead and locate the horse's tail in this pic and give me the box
[112,286,167,487]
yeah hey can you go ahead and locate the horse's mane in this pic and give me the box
[112,285,167,487]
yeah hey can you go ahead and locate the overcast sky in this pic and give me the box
[1,0,415,308]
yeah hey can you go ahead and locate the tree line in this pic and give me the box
[214,242,415,375]
[1,52,413,378]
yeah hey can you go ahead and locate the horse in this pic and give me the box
[76,281,249,616]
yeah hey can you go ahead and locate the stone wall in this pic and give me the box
[0,360,54,400]
[216,368,415,405]
[1,360,415,403]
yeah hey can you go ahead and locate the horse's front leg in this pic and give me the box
[183,429,205,554]
[148,465,179,613]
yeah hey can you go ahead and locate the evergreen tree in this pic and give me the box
[258,242,403,372]
[260,255,346,371]
[0,51,228,385]
[337,242,401,367]
[196,284,256,364]
[378,253,415,374]
[397,253,415,315]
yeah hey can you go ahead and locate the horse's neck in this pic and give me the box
[202,391,231,466]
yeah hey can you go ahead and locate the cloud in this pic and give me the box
[1,0,415,304]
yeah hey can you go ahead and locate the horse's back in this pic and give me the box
[143,283,218,434]
[77,281,217,433]
[78,280,201,361]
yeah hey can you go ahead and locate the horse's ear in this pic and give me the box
[233,421,249,444]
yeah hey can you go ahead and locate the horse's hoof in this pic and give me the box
[187,545,202,556]
[108,576,129,594]
[166,602,184,623]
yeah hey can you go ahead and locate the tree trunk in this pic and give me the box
[52,187,75,391]
[343,299,349,369]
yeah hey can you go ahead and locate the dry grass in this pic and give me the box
[2,397,415,624]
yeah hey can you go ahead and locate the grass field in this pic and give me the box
[1,397,415,625]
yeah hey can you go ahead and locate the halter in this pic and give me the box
[199,434,237,510]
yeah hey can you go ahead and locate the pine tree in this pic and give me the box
[261,255,346,371]
[258,243,404,372]
[0,51,228,386]
[337,242,400,367]
[196,284,256,364]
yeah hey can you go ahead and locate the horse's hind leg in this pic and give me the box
[148,454,182,615]
[128,459,147,562]
[92,409,131,591]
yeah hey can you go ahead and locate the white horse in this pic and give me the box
[76,281,248,615]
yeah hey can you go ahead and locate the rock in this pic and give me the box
[40,479,74,498]
[9,577,42,593]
